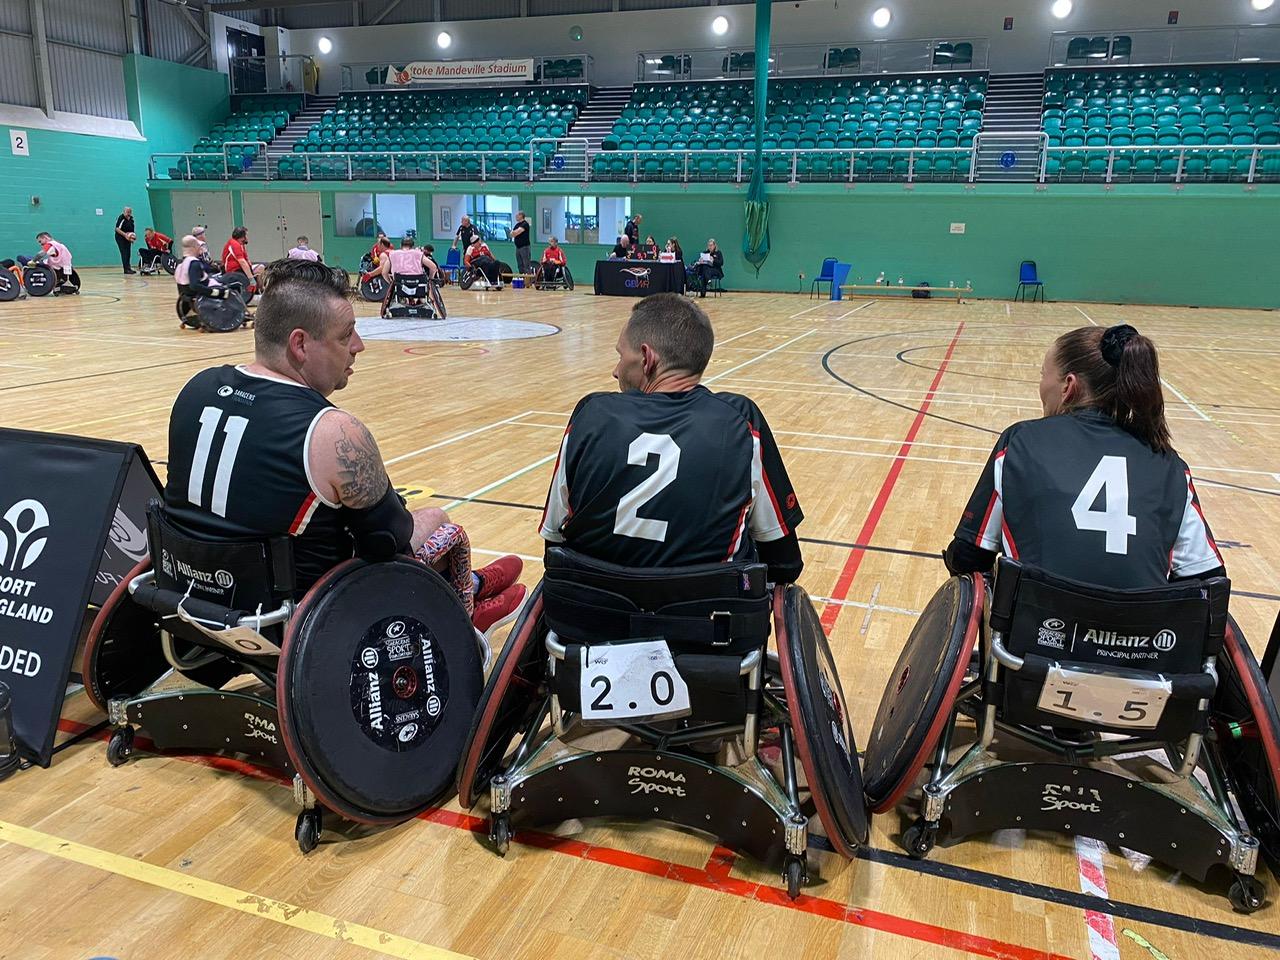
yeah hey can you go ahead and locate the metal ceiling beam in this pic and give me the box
[28,0,54,117]
[368,0,406,26]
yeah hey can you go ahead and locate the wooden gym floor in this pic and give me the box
[1,268,1278,960]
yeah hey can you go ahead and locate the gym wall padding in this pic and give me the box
[0,56,228,266]
[150,179,1280,309]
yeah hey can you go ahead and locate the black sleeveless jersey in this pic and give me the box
[955,410,1221,589]
[540,386,803,568]
[164,365,353,594]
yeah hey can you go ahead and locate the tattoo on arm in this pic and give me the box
[333,419,388,509]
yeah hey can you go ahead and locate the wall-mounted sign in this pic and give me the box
[386,59,534,84]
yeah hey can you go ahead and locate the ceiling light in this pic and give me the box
[317,36,332,54]
[872,7,891,28]
[436,31,452,49]
[711,15,729,35]
[1251,0,1274,11]
[1051,0,1073,19]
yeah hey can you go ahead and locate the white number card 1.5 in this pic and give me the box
[579,640,692,722]
[1036,663,1171,730]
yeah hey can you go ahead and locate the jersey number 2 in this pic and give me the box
[614,433,681,542]
[188,406,248,517]
[1071,455,1136,554]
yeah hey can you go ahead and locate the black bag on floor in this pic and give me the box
[912,282,931,299]
[196,291,247,332]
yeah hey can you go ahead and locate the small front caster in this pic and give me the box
[1228,874,1265,914]
[783,854,808,900]
[901,819,937,860]
[490,814,511,857]
[295,809,322,854]
[106,727,135,767]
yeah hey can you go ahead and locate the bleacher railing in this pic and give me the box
[636,37,990,82]
[228,55,318,96]
[339,54,592,92]
[1047,25,1280,68]
[148,141,1280,185]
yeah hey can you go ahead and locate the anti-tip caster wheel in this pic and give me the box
[1228,874,1265,914]
[783,855,807,900]
[490,814,511,857]
[106,727,135,767]
[901,819,937,860]
[295,809,322,855]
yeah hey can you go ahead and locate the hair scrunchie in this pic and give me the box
[1100,324,1138,367]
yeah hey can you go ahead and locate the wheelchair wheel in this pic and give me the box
[22,264,55,297]
[775,584,871,857]
[0,270,19,302]
[458,267,477,291]
[359,274,387,302]
[456,584,548,807]
[1215,616,1280,876]
[278,558,484,823]
[562,266,575,291]
[428,280,447,320]
[162,252,179,275]
[83,560,168,712]
[863,574,984,813]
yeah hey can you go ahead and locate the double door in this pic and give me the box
[241,194,324,261]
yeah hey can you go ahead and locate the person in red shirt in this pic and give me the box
[140,227,173,272]
[221,226,257,281]
[539,237,567,284]
[464,238,500,286]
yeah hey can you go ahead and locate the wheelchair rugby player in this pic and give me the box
[456,294,871,898]
[84,258,525,851]
[865,323,1280,911]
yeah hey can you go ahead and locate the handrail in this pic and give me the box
[1046,24,1280,69]
[1038,142,1280,184]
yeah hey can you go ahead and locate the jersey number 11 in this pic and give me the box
[188,405,249,518]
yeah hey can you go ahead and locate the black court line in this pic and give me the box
[804,835,1280,951]
[0,351,249,392]
[896,346,1040,386]
[52,719,109,755]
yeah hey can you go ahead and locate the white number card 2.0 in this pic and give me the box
[579,640,691,722]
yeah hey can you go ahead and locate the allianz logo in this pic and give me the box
[628,765,687,796]
[163,550,234,589]
[1081,627,1176,652]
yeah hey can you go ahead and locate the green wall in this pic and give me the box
[149,179,1280,308]
[0,56,227,266]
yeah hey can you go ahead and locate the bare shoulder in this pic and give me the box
[308,409,389,509]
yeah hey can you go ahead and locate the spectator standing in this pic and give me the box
[512,210,532,276]
[115,206,136,274]
[624,213,643,247]
[453,215,481,251]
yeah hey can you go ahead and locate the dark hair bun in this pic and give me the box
[1100,324,1138,367]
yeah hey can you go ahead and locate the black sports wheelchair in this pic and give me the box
[381,273,447,319]
[84,499,485,853]
[458,258,510,292]
[864,557,1280,913]
[455,547,870,899]
[533,262,575,292]
[0,261,79,300]
[139,249,178,276]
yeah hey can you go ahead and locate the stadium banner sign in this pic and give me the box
[387,59,535,84]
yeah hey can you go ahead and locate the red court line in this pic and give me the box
[820,320,967,632]
[55,717,1068,960]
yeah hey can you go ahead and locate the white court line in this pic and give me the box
[788,300,848,320]
[833,299,878,320]
[705,329,819,383]
[715,325,768,346]
[774,429,992,452]
[385,411,533,466]
[440,453,558,511]
[1005,302,1011,316]
[779,443,985,467]
[472,546,542,563]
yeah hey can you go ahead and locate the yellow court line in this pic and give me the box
[0,819,474,960]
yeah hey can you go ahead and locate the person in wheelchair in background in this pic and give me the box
[540,292,804,583]
[139,227,173,274]
[463,236,501,289]
[164,258,525,633]
[378,235,444,319]
[174,233,232,327]
[944,324,1223,588]
[535,237,571,289]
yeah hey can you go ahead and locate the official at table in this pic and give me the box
[593,259,686,297]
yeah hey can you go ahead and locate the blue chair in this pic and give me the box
[810,257,838,299]
[1015,260,1045,302]
[442,246,462,282]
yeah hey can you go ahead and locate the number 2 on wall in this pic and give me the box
[614,433,681,542]
[1071,455,1136,554]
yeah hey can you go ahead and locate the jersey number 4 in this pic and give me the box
[614,433,681,542]
[188,406,248,518]
[1071,455,1136,555]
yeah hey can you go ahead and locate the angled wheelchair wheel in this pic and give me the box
[83,559,168,712]
[162,252,179,275]
[278,558,484,824]
[359,275,387,302]
[0,269,19,302]
[428,280,447,319]
[456,584,548,808]
[23,264,55,297]
[775,584,871,857]
[458,268,477,291]
[1215,616,1280,874]
[562,266,575,291]
[863,574,984,813]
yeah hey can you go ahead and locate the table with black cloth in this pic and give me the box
[593,259,686,296]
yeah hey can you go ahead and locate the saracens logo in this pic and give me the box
[1037,617,1067,650]
[108,506,148,562]
[0,499,50,572]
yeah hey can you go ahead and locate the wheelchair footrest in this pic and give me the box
[501,748,800,867]
[117,686,295,776]
[388,305,434,318]
[932,760,1257,882]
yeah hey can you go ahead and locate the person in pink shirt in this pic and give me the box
[286,236,321,262]
[379,236,441,318]
[32,232,80,294]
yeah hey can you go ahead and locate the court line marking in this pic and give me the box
[439,453,557,511]
[704,329,819,383]
[821,320,967,633]
[0,819,474,960]
[834,299,879,320]
[715,325,769,346]
[385,411,534,466]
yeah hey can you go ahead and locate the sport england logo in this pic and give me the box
[622,267,651,290]
[1037,617,1067,650]
[0,499,50,572]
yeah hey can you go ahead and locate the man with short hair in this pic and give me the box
[163,258,525,631]
[610,235,631,260]
[222,226,256,280]
[379,236,439,317]
[287,236,321,261]
[140,227,173,271]
[511,210,531,277]
[624,213,642,248]
[540,293,804,579]
[453,215,481,252]
[115,206,136,274]
[30,231,79,294]
[539,237,566,284]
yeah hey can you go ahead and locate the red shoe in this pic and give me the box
[475,555,523,600]
[472,584,527,636]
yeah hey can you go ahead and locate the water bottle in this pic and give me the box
[897,275,904,286]
[876,271,886,285]
[965,278,971,290]
[948,279,955,288]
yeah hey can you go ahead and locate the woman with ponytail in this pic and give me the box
[944,324,1223,588]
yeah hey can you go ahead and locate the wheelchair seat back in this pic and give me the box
[990,557,1228,737]
[393,273,428,300]
[137,499,294,655]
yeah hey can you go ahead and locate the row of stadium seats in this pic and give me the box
[276,154,548,180]
[591,149,974,181]
[189,95,302,163]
